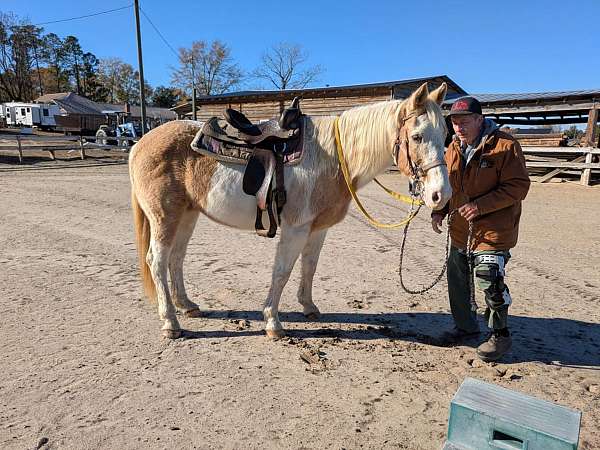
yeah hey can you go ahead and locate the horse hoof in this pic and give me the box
[162,329,182,339]
[183,308,203,318]
[304,311,321,321]
[266,329,285,340]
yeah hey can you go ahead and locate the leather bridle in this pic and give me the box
[393,111,447,180]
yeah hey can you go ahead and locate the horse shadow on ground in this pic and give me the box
[183,310,600,368]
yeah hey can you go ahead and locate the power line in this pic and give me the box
[139,7,179,60]
[34,4,133,26]
[34,3,182,63]
[138,8,197,115]
[138,7,197,116]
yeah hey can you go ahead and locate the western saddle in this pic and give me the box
[190,98,304,238]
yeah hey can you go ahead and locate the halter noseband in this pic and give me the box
[393,111,446,179]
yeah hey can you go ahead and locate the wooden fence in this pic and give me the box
[521,146,600,185]
[517,107,599,185]
[1,132,599,185]
[0,134,137,164]
[502,105,600,185]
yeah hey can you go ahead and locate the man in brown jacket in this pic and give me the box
[432,96,530,362]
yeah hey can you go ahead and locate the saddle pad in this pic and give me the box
[190,119,306,166]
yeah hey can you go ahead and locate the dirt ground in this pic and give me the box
[0,153,598,450]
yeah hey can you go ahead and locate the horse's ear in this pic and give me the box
[408,83,430,110]
[429,82,447,105]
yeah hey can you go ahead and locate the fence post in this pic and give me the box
[580,149,593,186]
[581,108,599,186]
[16,135,23,164]
[79,135,86,160]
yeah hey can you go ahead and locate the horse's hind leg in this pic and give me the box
[169,209,202,317]
[297,229,327,320]
[263,223,311,339]
[147,220,182,339]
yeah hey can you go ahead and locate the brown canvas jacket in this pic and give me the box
[437,125,530,251]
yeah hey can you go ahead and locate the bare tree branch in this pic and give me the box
[252,42,323,90]
[170,40,243,96]
[96,58,150,104]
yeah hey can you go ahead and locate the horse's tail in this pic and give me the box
[131,188,157,303]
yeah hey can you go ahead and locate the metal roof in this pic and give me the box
[96,102,123,114]
[193,75,466,101]
[171,75,467,114]
[443,89,600,106]
[173,75,467,104]
[36,92,104,115]
[35,92,71,103]
[35,92,176,120]
[133,105,177,120]
[95,103,176,120]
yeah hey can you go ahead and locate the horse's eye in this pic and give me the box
[412,135,422,143]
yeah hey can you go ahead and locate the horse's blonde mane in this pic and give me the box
[333,97,446,186]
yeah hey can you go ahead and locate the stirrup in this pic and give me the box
[255,188,278,238]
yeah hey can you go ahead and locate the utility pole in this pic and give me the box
[133,0,147,134]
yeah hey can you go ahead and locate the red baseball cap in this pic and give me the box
[448,96,482,116]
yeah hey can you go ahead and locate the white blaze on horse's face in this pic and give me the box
[408,111,452,210]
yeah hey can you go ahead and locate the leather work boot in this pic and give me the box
[440,327,480,344]
[477,331,512,362]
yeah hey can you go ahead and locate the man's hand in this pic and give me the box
[458,202,479,221]
[431,213,444,234]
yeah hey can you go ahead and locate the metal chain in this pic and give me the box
[465,220,478,311]
[398,205,452,295]
[398,196,478,311]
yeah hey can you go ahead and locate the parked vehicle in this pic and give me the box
[95,122,142,147]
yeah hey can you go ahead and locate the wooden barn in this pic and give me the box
[171,75,467,122]
[172,77,599,185]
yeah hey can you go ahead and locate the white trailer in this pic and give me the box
[4,104,17,126]
[3,102,60,130]
[37,104,61,129]
[4,102,38,127]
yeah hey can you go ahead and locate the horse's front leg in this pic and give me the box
[263,223,311,339]
[297,229,327,320]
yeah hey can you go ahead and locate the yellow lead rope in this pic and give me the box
[334,117,420,229]
[372,178,424,205]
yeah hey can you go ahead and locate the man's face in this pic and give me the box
[451,114,483,145]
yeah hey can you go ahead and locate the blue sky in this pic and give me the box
[5,0,600,94]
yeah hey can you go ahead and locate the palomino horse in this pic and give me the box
[129,82,451,339]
